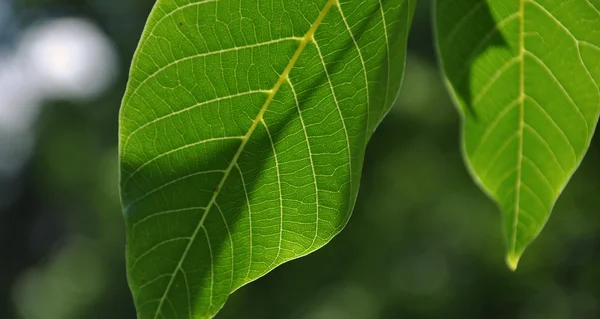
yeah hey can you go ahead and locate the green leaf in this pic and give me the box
[119,0,414,317]
[435,0,600,269]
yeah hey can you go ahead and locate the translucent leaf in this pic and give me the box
[435,0,600,269]
[119,0,415,317]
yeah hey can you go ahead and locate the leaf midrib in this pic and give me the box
[508,0,525,270]
[149,1,338,317]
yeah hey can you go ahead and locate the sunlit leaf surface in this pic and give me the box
[119,0,414,317]
[436,0,600,269]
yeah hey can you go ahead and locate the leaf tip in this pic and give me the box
[505,252,521,271]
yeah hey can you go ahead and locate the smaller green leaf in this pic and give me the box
[435,0,600,269]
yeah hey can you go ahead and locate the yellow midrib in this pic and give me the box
[508,0,526,271]
[150,0,339,317]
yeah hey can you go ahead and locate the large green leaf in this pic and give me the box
[435,0,600,269]
[119,0,414,317]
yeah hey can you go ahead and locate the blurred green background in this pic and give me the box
[1,0,600,318]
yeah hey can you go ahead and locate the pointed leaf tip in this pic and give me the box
[506,252,521,271]
[435,0,600,268]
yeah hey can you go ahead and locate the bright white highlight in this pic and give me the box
[17,17,118,100]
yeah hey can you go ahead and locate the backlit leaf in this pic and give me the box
[119,0,415,317]
[435,0,600,269]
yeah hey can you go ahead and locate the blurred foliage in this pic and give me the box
[1,0,600,318]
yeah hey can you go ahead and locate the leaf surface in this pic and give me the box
[435,0,600,269]
[119,0,414,317]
